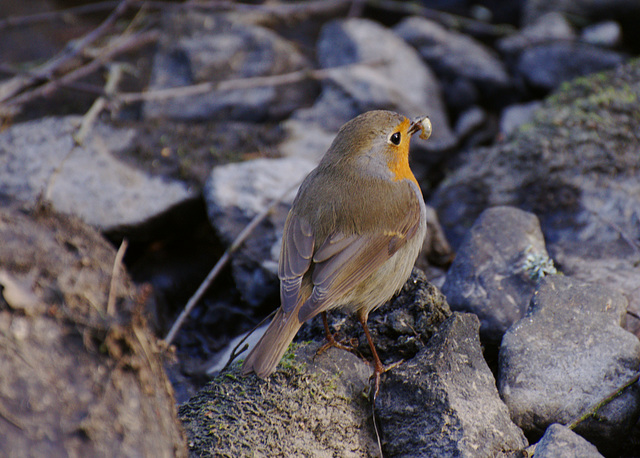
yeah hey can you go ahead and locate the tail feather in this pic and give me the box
[241,308,303,378]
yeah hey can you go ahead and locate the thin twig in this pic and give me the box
[566,371,640,430]
[74,63,123,145]
[107,238,129,317]
[164,181,302,345]
[4,30,158,111]
[627,309,640,322]
[588,207,640,254]
[116,59,385,104]
[219,309,277,373]
[366,0,515,37]
[0,1,122,29]
[372,398,385,457]
[0,0,132,104]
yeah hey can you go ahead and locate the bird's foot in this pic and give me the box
[316,333,358,355]
[368,358,404,401]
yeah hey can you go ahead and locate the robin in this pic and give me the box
[241,110,432,397]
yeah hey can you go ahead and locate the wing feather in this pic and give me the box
[298,196,422,322]
[279,213,314,314]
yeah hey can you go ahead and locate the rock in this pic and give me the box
[453,106,495,151]
[442,206,554,342]
[203,157,315,306]
[143,11,315,122]
[430,59,640,333]
[534,424,604,458]
[180,343,379,456]
[376,313,528,457]
[549,245,640,337]
[278,117,337,161]
[296,268,452,365]
[523,0,640,26]
[395,16,512,110]
[0,116,194,231]
[454,106,487,139]
[498,275,640,454]
[581,21,622,48]
[280,17,454,162]
[497,12,576,57]
[499,101,542,137]
[516,42,625,92]
[0,202,186,457]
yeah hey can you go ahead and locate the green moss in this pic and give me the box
[178,342,375,456]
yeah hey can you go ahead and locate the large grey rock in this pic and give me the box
[442,206,554,342]
[0,116,193,231]
[581,21,622,47]
[534,424,604,458]
[395,16,511,111]
[281,18,454,161]
[430,60,640,334]
[523,0,640,26]
[497,12,576,57]
[203,157,315,306]
[143,11,314,122]
[499,275,640,453]
[377,313,528,457]
[516,42,625,91]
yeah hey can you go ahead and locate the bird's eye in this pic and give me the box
[389,132,401,145]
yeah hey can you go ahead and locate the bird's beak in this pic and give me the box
[408,116,432,140]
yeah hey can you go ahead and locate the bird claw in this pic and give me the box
[316,333,357,355]
[367,358,405,401]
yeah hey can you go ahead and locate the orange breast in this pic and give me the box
[388,119,418,186]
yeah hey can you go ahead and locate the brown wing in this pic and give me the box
[297,197,422,322]
[278,212,314,314]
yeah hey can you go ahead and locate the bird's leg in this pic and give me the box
[316,312,356,355]
[359,312,403,401]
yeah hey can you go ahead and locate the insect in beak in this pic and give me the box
[408,116,432,140]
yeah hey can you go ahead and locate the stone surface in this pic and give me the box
[534,424,604,458]
[297,268,452,365]
[523,0,640,26]
[280,17,455,162]
[203,157,315,306]
[0,116,194,231]
[442,206,554,342]
[188,268,453,456]
[497,12,576,57]
[454,106,486,139]
[395,16,511,110]
[581,21,622,47]
[430,60,640,334]
[376,313,528,457]
[499,275,640,453]
[181,343,378,457]
[516,42,625,91]
[143,11,315,122]
[0,203,187,457]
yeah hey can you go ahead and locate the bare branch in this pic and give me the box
[116,59,384,104]
[366,0,515,38]
[2,30,158,113]
[74,63,124,145]
[0,0,132,104]
[0,1,122,30]
[107,238,129,317]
